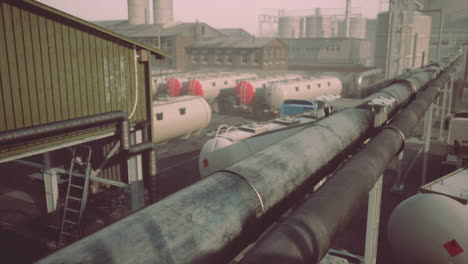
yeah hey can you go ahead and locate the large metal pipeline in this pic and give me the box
[38,109,374,264]
[238,57,461,264]
[37,53,462,263]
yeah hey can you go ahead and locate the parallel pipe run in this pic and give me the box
[238,57,461,264]
[37,53,462,264]
[0,111,159,202]
[37,109,374,264]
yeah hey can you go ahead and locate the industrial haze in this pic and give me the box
[36,0,380,35]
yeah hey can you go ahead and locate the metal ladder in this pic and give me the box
[58,145,92,247]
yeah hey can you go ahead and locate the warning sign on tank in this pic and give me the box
[443,239,464,257]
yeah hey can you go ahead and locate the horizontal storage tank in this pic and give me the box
[185,73,257,102]
[235,74,302,106]
[199,115,318,177]
[156,72,237,97]
[152,96,211,144]
[265,77,342,111]
[388,193,468,264]
[388,167,468,264]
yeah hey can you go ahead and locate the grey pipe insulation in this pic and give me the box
[238,55,461,264]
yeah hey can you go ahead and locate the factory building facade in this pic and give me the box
[282,38,372,66]
[185,37,288,70]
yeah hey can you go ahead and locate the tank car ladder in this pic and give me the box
[58,145,92,247]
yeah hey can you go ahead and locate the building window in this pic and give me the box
[295,87,299,92]
[212,82,216,87]
[192,56,199,64]
[226,56,232,64]
[253,55,259,64]
[156,112,163,120]
[224,81,228,85]
[317,83,321,88]
[276,48,280,58]
[179,108,186,115]
[241,56,248,64]
[307,85,311,90]
[201,56,208,64]
[327,82,331,86]
[215,56,222,64]
[166,40,172,49]
[201,26,206,35]
[463,88,468,102]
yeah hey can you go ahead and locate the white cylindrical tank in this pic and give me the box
[388,193,468,264]
[185,73,257,102]
[235,74,302,105]
[152,96,211,144]
[153,0,173,25]
[278,16,303,38]
[264,77,342,111]
[128,0,150,25]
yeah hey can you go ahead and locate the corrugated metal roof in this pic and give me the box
[19,0,170,58]
[188,36,283,48]
[217,28,253,38]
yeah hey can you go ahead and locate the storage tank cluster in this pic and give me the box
[235,74,302,106]
[127,0,173,25]
[276,8,365,39]
[184,73,258,102]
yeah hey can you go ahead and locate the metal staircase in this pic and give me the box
[58,145,92,247]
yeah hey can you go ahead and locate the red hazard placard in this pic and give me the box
[443,239,464,257]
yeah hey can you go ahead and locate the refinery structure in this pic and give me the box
[0,0,468,264]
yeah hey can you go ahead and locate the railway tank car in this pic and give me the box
[152,96,212,144]
[265,76,342,113]
[234,74,302,108]
[184,73,258,101]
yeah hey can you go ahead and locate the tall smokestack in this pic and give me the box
[345,0,351,37]
[153,0,173,25]
[128,0,150,25]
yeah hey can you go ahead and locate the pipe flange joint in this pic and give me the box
[382,125,406,156]
[392,78,418,95]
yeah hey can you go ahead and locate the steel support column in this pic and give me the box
[438,81,448,141]
[42,153,59,213]
[364,174,383,264]
[421,103,434,185]
[447,73,454,116]
[128,129,145,211]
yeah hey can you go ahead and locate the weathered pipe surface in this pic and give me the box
[365,70,434,115]
[37,109,374,264]
[226,108,374,212]
[238,58,461,264]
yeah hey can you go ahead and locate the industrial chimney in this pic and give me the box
[128,0,150,24]
[345,0,351,37]
[153,0,173,25]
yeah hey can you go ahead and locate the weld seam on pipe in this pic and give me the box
[382,125,406,155]
[219,169,265,213]
[309,124,343,151]
[393,78,418,95]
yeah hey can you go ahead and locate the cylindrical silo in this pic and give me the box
[305,15,322,38]
[128,0,150,25]
[153,0,173,25]
[278,16,303,38]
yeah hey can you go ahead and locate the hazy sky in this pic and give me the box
[37,0,381,34]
